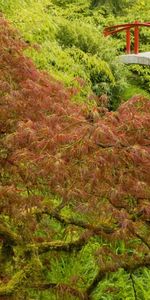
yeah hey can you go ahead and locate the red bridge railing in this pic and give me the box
[104,21,150,54]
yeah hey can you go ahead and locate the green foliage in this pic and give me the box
[57,20,102,55]
[90,0,135,15]
[1,0,128,109]
[121,83,150,101]
[128,65,150,93]
[92,268,150,300]
[52,0,85,7]
[0,0,57,43]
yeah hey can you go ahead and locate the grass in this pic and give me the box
[122,83,150,101]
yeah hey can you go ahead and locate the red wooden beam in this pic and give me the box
[134,21,139,54]
[126,29,131,54]
[105,22,150,31]
[104,25,135,36]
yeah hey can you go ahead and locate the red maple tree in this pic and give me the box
[0,17,150,299]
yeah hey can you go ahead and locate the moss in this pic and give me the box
[0,270,26,296]
[0,224,20,245]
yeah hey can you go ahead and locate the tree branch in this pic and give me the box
[0,223,21,245]
[32,282,87,300]
[38,209,115,235]
[130,273,138,300]
[132,230,150,251]
[106,198,150,251]
[0,269,28,296]
[26,233,90,254]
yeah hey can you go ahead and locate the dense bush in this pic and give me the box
[90,0,135,14]
[56,20,107,56]
[0,17,150,300]
[1,0,128,109]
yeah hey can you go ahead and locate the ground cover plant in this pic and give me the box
[0,17,150,300]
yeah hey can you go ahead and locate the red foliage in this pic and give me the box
[0,17,150,298]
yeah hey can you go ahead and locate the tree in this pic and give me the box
[0,17,150,299]
[91,0,135,15]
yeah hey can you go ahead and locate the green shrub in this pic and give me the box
[57,20,102,54]
[128,65,150,93]
[1,0,128,109]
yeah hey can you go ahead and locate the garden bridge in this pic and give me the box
[104,21,150,65]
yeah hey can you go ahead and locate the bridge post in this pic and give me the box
[126,29,131,54]
[134,21,139,54]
